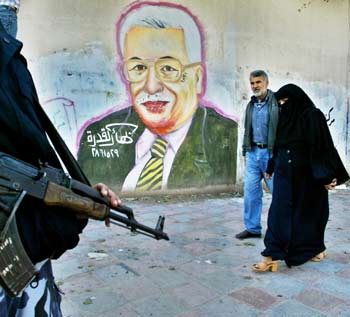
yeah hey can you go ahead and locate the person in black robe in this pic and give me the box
[252,83,349,272]
[0,21,122,316]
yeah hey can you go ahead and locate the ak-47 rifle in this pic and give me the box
[0,151,169,241]
[0,151,169,297]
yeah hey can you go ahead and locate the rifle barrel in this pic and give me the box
[108,209,169,240]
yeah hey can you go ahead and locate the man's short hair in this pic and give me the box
[118,3,202,63]
[250,70,268,81]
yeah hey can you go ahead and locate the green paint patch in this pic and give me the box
[83,298,93,305]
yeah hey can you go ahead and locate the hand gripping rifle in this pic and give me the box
[0,151,169,296]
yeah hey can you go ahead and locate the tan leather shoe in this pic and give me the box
[252,256,278,272]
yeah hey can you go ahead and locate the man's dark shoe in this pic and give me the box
[235,230,261,240]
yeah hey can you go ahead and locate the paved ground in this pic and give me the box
[53,188,350,317]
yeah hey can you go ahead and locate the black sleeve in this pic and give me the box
[242,105,250,156]
[0,53,88,265]
[265,145,277,175]
[16,196,88,264]
[303,108,349,185]
[266,157,275,175]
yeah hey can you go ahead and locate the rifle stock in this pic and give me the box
[44,182,109,220]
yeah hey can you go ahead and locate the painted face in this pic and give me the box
[250,76,268,99]
[123,26,203,135]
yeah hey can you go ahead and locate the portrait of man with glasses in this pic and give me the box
[77,2,238,192]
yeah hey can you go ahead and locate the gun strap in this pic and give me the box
[36,103,91,186]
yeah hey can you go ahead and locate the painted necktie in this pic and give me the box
[136,138,168,191]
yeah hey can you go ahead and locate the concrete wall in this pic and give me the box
[18,0,350,192]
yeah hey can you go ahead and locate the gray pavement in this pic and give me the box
[53,188,350,317]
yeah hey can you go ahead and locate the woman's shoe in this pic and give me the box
[251,257,278,272]
[311,250,327,262]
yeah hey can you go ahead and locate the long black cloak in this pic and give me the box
[0,24,87,264]
[262,84,349,266]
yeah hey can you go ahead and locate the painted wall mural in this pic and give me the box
[34,1,348,192]
[76,2,238,192]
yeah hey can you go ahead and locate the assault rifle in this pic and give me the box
[0,151,169,241]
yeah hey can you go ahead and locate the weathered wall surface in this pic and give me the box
[18,0,350,192]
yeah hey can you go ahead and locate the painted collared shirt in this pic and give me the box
[122,117,193,191]
[252,94,270,144]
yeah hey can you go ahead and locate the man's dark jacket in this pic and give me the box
[78,106,238,191]
[0,24,87,263]
[242,89,279,156]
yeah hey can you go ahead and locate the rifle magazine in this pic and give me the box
[0,192,37,297]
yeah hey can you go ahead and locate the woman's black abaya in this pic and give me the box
[261,84,349,267]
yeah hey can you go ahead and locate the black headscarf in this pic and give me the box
[274,84,349,185]
[274,84,315,148]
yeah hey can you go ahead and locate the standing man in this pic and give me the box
[236,70,279,240]
[0,0,20,38]
[0,22,121,315]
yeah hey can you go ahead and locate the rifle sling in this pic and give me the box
[36,103,91,186]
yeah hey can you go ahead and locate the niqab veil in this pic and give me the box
[274,84,315,148]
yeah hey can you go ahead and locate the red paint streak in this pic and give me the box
[43,97,78,131]
[147,118,177,135]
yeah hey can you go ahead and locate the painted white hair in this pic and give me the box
[118,4,202,63]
